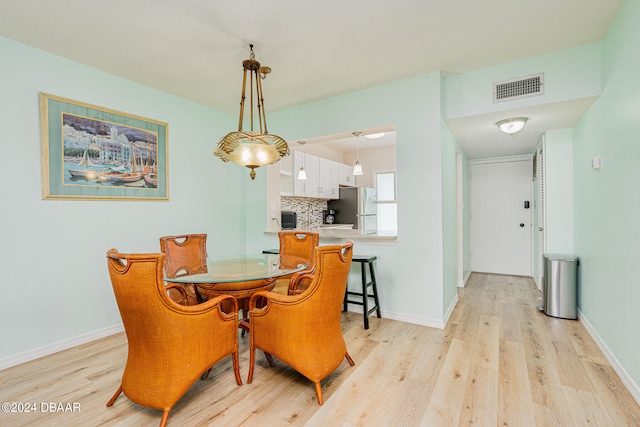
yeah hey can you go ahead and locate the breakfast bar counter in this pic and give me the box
[264,228,397,244]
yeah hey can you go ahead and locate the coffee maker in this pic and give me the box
[322,209,336,224]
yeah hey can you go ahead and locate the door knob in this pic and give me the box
[520,223,525,227]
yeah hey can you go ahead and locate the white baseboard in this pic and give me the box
[443,293,459,326]
[344,304,446,329]
[0,324,124,371]
[578,309,640,406]
[458,270,472,288]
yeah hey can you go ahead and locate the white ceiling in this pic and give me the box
[0,0,623,158]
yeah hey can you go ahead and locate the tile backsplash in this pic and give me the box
[281,197,328,230]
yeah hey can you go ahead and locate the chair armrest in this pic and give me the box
[288,273,315,295]
[164,292,239,322]
[248,289,304,311]
[165,283,188,304]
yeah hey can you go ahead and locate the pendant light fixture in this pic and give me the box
[214,44,289,179]
[352,131,363,175]
[297,141,307,180]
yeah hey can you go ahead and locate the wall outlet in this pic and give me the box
[592,155,602,170]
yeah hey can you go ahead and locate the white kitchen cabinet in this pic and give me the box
[293,152,341,199]
[317,157,332,198]
[330,161,340,199]
[339,163,355,187]
[293,151,314,197]
[279,154,293,196]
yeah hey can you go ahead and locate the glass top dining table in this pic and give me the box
[163,253,309,284]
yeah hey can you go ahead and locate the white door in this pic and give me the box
[471,159,532,276]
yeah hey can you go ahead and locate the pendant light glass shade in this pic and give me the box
[297,166,307,180]
[352,160,363,175]
[214,45,289,179]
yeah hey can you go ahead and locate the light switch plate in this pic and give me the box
[592,156,602,170]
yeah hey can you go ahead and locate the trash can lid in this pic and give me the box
[544,253,579,261]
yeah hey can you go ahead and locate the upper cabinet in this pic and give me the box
[288,151,351,199]
[330,161,340,199]
[338,163,355,187]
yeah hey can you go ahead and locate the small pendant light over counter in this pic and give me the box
[297,141,307,180]
[352,131,363,176]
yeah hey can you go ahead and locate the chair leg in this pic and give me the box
[248,347,256,383]
[314,381,324,405]
[345,351,355,366]
[201,367,212,380]
[106,386,122,407]
[264,351,275,367]
[240,313,247,337]
[232,351,243,385]
[159,410,170,427]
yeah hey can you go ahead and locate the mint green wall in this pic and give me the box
[443,42,602,119]
[461,147,471,281]
[544,129,574,254]
[247,72,448,323]
[573,0,640,390]
[441,121,459,312]
[0,37,246,360]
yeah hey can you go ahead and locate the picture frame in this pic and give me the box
[40,93,169,201]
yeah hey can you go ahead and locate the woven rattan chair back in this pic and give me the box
[105,249,242,427]
[247,241,355,404]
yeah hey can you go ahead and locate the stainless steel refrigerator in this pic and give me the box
[328,187,377,234]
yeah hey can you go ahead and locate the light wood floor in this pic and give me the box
[2,273,639,426]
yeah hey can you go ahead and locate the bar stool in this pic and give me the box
[343,255,381,329]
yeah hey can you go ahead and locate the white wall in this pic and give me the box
[0,37,247,365]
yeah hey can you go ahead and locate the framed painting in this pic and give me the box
[40,93,169,201]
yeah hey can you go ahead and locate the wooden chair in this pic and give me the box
[160,233,274,328]
[247,241,355,404]
[159,234,208,305]
[105,249,242,427]
[271,231,319,295]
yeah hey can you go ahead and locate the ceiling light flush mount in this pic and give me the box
[352,131,363,176]
[496,117,528,135]
[214,44,289,179]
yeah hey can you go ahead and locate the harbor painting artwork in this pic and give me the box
[41,93,168,200]
[63,114,157,187]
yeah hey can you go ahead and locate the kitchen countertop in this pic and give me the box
[264,227,397,243]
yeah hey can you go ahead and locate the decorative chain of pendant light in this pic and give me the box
[214,44,289,179]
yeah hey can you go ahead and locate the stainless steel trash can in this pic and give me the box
[539,254,579,319]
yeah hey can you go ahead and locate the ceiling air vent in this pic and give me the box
[493,73,544,103]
